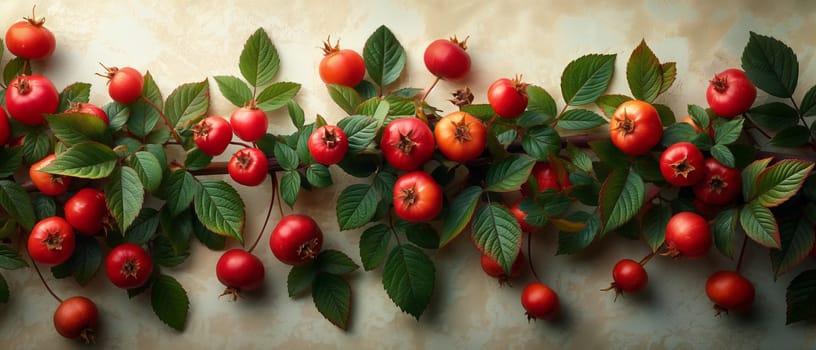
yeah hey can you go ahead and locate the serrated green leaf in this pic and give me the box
[472,203,522,275]
[151,274,189,331]
[32,195,55,221]
[165,80,209,128]
[184,148,212,171]
[129,151,163,192]
[801,84,816,116]
[395,220,439,249]
[748,102,798,132]
[192,216,225,250]
[439,186,482,247]
[771,125,810,148]
[517,111,553,129]
[460,104,495,119]
[194,180,245,245]
[0,273,8,303]
[713,208,738,258]
[633,156,663,182]
[642,203,670,252]
[312,273,352,330]
[688,104,710,130]
[556,211,599,255]
[626,40,662,102]
[213,75,252,108]
[741,32,798,98]
[557,109,607,130]
[660,122,697,147]
[485,155,536,192]
[106,166,145,232]
[306,164,332,188]
[356,80,378,100]
[710,144,735,168]
[521,126,561,161]
[287,100,305,129]
[280,170,300,208]
[713,117,744,145]
[4,57,31,85]
[103,103,130,131]
[754,159,814,207]
[364,25,406,88]
[125,208,161,245]
[516,196,548,227]
[239,28,279,87]
[62,235,102,286]
[360,224,391,271]
[22,131,51,164]
[382,244,435,320]
[57,82,91,112]
[256,82,300,111]
[327,84,362,115]
[742,157,772,200]
[336,184,377,230]
[772,205,816,277]
[786,269,816,324]
[295,124,315,165]
[41,142,117,179]
[316,250,359,275]
[596,94,632,118]
[659,62,677,95]
[653,103,676,127]
[337,115,377,153]
[274,142,298,170]
[533,189,571,216]
[288,261,317,297]
[0,180,35,231]
[0,245,27,269]
[740,201,780,249]
[126,73,161,137]
[159,208,193,255]
[526,85,557,117]
[729,143,758,169]
[589,139,629,167]
[567,143,593,173]
[599,170,645,234]
[384,95,416,116]
[561,54,616,106]
[160,170,197,217]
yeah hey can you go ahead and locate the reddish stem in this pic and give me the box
[248,175,276,253]
[141,96,184,145]
[638,250,656,266]
[526,231,541,282]
[420,76,441,105]
[29,254,63,303]
[735,234,749,273]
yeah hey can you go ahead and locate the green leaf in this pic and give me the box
[57,82,91,112]
[382,244,435,320]
[739,201,780,249]
[641,203,670,252]
[127,72,162,136]
[194,180,246,245]
[192,216,225,250]
[557,109,606,130]
[129,151,163,192]
[485,155,536,192]
[729,143,758,169]
[771,125,810,148]
[660,122,697,147]
[0,180,36,231]
[526,85,557,117]
[306,164,332,188]
[21,131,51,164]
[561,54,616,106]
[61,235,102,286]
[356,80,378,100]
[460,104,495,119]
[748,102,798,132]
[688,104,710,130]
[239,28,279,87]
[165,79,209,128]
[363,25,406,88]
[384,95,416,116]
[125,208,161,245]
[0,273,7,303]
[439,186,482,247]
[280,170,300,208]
[396,220,439,249]
[521,126,561,161]
[105,166,145,232]
[567,144,593,173]
[599,170,645,234]
[160,170,197,217]
[798,84,816,117]
[274,142,299,170]
[713,117,744,145]
[295,124,315,165]
[653,103,676,127]
[772,205,816,277]
[360,224,391,271]
[659,62,677,95]
[472,203,522,275]
[159,208,193,255]
[288,261,317,297]
[633,156,663,183]
[596,94,632,118]
[213,75,252,108]
[741,32,798,98]
[32,195,56,221]
[710,144,735,168]
[287,100,305,129]
[336,184,377,230]
[0,245,27,269]
[532,190,571,216]
[589,139,629,167]
[556,211,599,255]
[755,159,814,207]
[786,269,816,324]
[151,274,190,331]
[741,157,772,200]
[312,273,352,330]
[327,84,362,115]
[316,250,359,275]
[256,82,301,111]
[713,208,738,258]
[3,57,31,85]
[517,111,553,129]
[104,103,130,131]
[626,40,662,102]
[337,115,378,153]
[184,148,212,171]
[41,142,117,179]
[0,147,22,179]
[153,236,190,268]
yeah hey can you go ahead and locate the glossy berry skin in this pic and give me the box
[521,282,559,321]
[53,296,98,343]
[308,125,349,165]
[27,216,76,266]
[609,259,648,294]
[706,69,757,118]
[393,171,443,223]
[423,37,470,80]
[228,148,269,187]
[380,118,435,171]
[68,103,109,126]
[434,111,486,163]
[665,212,711,258]
[660,142,705,187]
[105,243,153,289]
[706,271,755,314]
[64,188,107,236]
[693,158,741,206]
[194,116,233,156]
[29,154,71,196]
[230,107,268,142]
[610,100,663,155]
[5,14,55,60]
[319,41,365,87]
[216,249,265,297]
[0,107,10,146]
[481,252,524,282]
[270,214,323,266]
[5,75,59,125]
[522,162,571,195]
[487,77,528,119]
[105,67,144,104]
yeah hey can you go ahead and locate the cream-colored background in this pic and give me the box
[0,0,814,348]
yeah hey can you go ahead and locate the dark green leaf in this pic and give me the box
[659,62,677,95]
[485,155,536,192]
[21,131,51,164]
[41,142,117,179]
[160,208,193,255]
[32,195,56,221]
[316,250,359,275]
[521,126,561,161]
[153,234,190,268]
[710,144,735,168]
[0,273,7,303]
[288,261,317,297]
[126,72,162,136]
[57,82,91,113]
[3,57,31,85]
[194,180,246,244]
[192,216,225,250]
[567,144,593,173]
[713,208,738,258]
[103,103,130,131]
[589,139,629,167]
[327,84,362,115]
[363,25,406,88]
[145,128,170,145]
[161,170,197,217]
[312,273,352,330]
[113,137,141,158]
[184,148,212,171]
[713,117,744,145]
[295,124,315,165]
[641,203,670,252]
[460,104,495,119]
[533,190,571,216]
[439,186,482,247]
[596,94,632,118]
[748,102,798,132]
[633,156,664,182]
[771,125,810,148]
[355,80,378,100]
[337,115,378,153]
[382,244,435,320]
[0,180,35,231]
[526,85,557,117]
[472,203,522,275]
[106,166,145,232]
[256,82,300,111]
[653,103,676,127]
[660,122,697,147]
[151,274,190,331]
[517,111,553,129]
[0,147,21,179]
[729,143,758,169]
[360,224,391,271]
[0,245,27,269]
[396,220,438,250]
[337,152,379,178]
[755,159,814,207]
[772,205,816,277]
[741,32,798,98]
[213,75,252,107]
[125,208,161,245]
[280,170,300,208]
[688,104,710,130]
[558,109,607,130]
[336,184,377,230]
[741,157,772,200]
[274,142,298,170]
[561,54,616,106]
[785,269,816,324]
[287,100,305,129]
[239,28,279,87]
[556,211,599,255]
[306,164,332,188]
[800,84,816,116]
[739,201,780,249]
[384,95,417,116]
[165,79,209,128]
[63,235,102,286]
[599,170,645,234]
[129,151,163,192]
[626,40,662,102]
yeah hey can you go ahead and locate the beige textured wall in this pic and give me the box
[0,0,815,348]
